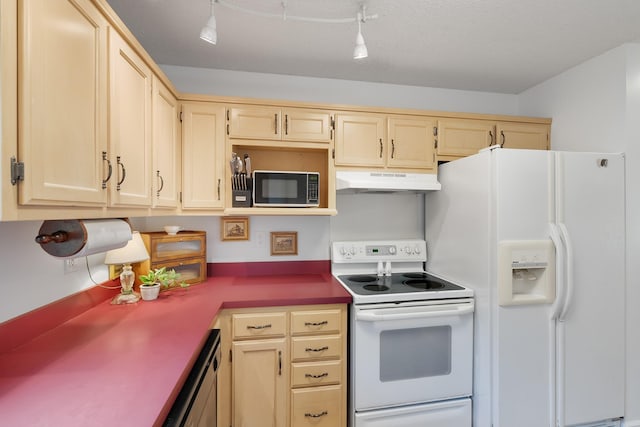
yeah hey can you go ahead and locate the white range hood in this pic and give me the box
[336,170,441,192]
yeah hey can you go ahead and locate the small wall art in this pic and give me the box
[270,231,298,255]
[221,217,249,241]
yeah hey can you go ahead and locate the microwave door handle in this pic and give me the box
[356,304,474,322]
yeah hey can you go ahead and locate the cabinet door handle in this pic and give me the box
[379,138,383,158]
[305,346,329,353]
[285,114,289,135]
[500,130,505,147]
[274,113,278,135]
[101,151,112,189]
[305,372,329,379]
[304,411,328,418]
[116,156,126,190]
[304,320,328,327]
[489,130,494,146]
[156,170,164,197]
[278,350,282,376]
[217,178,221,201]
[391,139,396,159]
[246,324,272,330]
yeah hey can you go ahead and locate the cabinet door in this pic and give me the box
[152,76,180,208]
[233,339,287,427]
[334,114,386,167]
[283,109,332,143]
[228,106,281,140]
[497,122,550,150]
[108,28,152,207]
[19,0,108,206]
[181,102,226,209]
[437,118,495,159]
[387,117,436,170]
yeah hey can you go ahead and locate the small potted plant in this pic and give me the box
[139,267,181,301]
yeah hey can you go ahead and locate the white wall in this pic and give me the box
[162,65,519,115]
[518,43,640,426]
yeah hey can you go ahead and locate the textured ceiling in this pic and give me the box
[105,0,640,94]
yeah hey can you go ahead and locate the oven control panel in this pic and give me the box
[332,240,427,263]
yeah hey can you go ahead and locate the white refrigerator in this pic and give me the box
[424,148,625,427]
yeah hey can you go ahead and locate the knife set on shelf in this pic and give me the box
[230,152,252,207]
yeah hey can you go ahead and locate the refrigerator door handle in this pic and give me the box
[557,223,574,322]
[549,223,566,320]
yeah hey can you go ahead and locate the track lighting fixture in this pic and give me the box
[200,0,217,45]
[353,10,368,60]
[201,1,377,60]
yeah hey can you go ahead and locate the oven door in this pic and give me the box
[352,299,474,410]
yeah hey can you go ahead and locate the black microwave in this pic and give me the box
[252,171,320,207]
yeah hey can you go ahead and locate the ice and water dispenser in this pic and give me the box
[498,240,556,306]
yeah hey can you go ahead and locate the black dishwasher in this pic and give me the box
[164,329,221,427]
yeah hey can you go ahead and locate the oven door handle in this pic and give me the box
[355,304,474,322]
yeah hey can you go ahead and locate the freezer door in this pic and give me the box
[555,152,625,426]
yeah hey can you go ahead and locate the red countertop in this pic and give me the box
[0,271,351,427]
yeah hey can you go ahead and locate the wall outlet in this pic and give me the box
[64,257,82,274]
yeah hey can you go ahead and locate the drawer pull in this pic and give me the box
[304,320,328,327]
[304,372,329,379]
[305,346,329,353]
[304,411,328,418]
[247,324,272,330]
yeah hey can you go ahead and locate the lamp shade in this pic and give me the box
[104,231,149,265]
[200,15,217,44]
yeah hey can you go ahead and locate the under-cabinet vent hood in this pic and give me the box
[336,170,441,192]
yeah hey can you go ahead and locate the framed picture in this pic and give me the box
[270,231,298,255]
[221,217,249,241]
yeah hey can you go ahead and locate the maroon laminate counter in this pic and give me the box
[0,272,351,426]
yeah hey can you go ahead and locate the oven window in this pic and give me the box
[379,326,452,382]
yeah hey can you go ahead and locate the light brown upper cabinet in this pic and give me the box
[151,76,180,209]
[387,116,437,171]
[108,28,153,207]
[436,118,495,161]
[436,119,550,162]
[181,102,226,210]
[335,113,436,172]
[496,122,550,150]
[228,106,332,143]
[18,0,109,206]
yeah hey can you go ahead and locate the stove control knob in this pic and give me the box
[348,246,357,256]
[414,245,422,255]
[389,246,396,255]
[404,245,413,255]
[339,246,347,255]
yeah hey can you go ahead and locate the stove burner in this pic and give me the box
[363,284,390,292]
[348,275,378,283]
[404,279,446,290]
[403,272,430,279]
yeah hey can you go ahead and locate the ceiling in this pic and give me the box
[105,0,640,94]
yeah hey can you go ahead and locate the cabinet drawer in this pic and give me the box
[291,309,342,335]
[291,335,342,361]
[291,385,343,427]
[150,234,206,261]
[151,257,206,285]
[291,360,341,388]
[232,312,287,339]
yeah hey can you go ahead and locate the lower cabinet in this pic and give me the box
[216,304,347,427]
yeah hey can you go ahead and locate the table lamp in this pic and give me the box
[104,231,149,305]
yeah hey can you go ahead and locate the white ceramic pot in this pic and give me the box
[140,283,161,301]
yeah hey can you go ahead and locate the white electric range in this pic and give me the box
[332,239,474,427]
